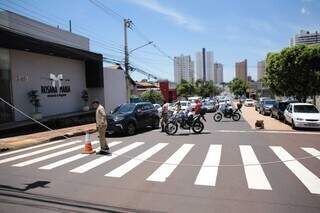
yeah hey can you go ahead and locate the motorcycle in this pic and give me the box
[165,109,207,135]
[213,103,242,122]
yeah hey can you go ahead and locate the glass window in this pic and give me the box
[294,105,319,113]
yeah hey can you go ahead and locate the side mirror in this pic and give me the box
[136,109,142,113]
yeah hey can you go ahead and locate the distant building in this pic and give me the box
[290,30,320,46]
[174,55,194,83]
[257,60,266,81]
[214,63,223,84]
[195,48,214,81]
[235,59,248,81]
[159,80,177,103]
[247,75,253,82]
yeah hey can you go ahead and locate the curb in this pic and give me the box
[0,128,97,153]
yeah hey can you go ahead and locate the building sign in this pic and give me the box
[41,73,71,97]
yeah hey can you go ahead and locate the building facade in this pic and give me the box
[0,11,103,124]
[195,48,214,82]
[235,59,248,81]
[174,55,194,83]
[257,60,266,81]
[214,63,223,84]
[290,30,320,46]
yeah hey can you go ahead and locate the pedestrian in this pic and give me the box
[161,101,169,132]
[92,100,110,155]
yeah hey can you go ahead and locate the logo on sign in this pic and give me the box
[41,73,71,97]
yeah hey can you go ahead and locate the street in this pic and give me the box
[0,115,319,213]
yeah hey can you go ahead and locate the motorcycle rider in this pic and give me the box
[194,99,202,114]
[220,100,232,115]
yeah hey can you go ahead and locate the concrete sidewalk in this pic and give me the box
[240,104,293,131]
[0,123,96,152]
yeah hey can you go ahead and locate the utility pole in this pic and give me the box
[124,18,133,102]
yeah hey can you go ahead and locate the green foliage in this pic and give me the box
[140,89,164,104]
[176,79,222,98]
[28,90,41,113]
[265,44,320,102]
[229,78,248,96]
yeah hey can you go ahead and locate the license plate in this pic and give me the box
[305,123,319,127]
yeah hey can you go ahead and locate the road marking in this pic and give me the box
[147,144,194,182]
[70,142,143,173]
[301,147,320,160]
[38,141,122,170]
[0,140,65,158]
[194,144,221,186]
[105,143,168,178]
[215,130,320,135]
[270,146,320,194]
[240,145,272,190]
[0,140,82,165]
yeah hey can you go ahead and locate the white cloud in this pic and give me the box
[301,7,310,15]
[128,0,205,32]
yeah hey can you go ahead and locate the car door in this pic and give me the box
[285,105,292,123]
[135,104,145,128]
[143,103,154,126]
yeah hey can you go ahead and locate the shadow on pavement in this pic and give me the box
[0,181,50,192]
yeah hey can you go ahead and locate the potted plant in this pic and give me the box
[28,90,42,120]
[81,90,90,111]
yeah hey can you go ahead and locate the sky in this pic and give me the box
[1,0,320,82]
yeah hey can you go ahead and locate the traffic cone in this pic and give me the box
[82,132,95,154]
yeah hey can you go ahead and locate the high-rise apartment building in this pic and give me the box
[214,63,223,84]
[290,30,320,46]
[257,60,266,81]
[235,59,247,81]
[195,48,214,82]
[174,55,194,83]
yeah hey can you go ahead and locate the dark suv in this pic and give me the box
[106,102,160,136]
[271,100,298,121]
[259,99,276,115]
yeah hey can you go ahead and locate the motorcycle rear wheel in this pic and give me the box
[232,113,241,121]
[192,121,204,134]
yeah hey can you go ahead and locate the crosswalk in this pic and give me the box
[0,139,319,194]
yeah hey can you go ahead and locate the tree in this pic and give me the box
[176,79,196,98]
[229,78,248,97]
[140,89,163,104]
[265,44,320,102]
[196,80,221,97]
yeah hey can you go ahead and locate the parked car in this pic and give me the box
[259,99,276,115]
[179,100,192,111]
[255,97,269,111]
[244,98,255,107]
[271,100,298,121]
[203,101,217,113]
[107,102,160,135]
[153,104,162,117]
[284,103,320,129]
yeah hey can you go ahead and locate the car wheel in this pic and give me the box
[153,117,160,129]
[126,122,136,136]
[292,120,297,130]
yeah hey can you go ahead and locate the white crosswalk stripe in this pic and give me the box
[270,146,320,194]
[38,141,122,170]
[12,141,100,167]
[301,147,320,160]
[147,144,194,182]
[70,142,144,173]
[105,143,168,178]
[240,145,272,190]
[0,140,65,158]
[0,140,82,164]
[194,144,221,186]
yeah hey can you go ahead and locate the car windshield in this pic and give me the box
[264,100,275,105]
[112,104,136,114]
[181,102,187,106]
[294,105,319,113]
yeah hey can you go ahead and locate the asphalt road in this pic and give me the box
[0,114,319,213]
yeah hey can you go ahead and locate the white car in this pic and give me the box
[179,101,192,112]
[284,103,320,129]
[244,98,255,107]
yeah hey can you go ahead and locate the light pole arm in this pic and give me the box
[129,41,153,54]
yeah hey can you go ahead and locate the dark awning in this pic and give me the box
[0,27,103,88]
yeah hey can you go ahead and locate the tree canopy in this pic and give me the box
[264,44,320,102]
[176,79,222,98]
[228,78,248,97]
[140,89,163,104]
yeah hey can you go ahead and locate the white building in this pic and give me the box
[174,55,194,83]
[290,30,320,46]
[195,48,214,82]
[214,63,223,84]
[257,60,266,81]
